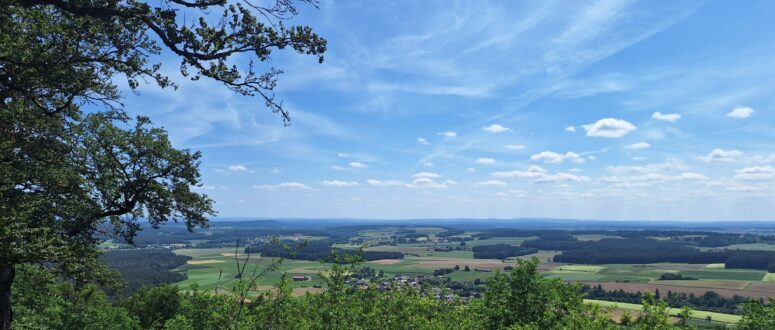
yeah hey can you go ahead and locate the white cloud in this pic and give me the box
[700,149,743,162]
[406,177,449,189]
[676,172,708,181]
[227,165,248,172]
[535,172,591,183]
[530,151,584,163]
[439,131,457,138]
[271,167,281,174]
[417,137,430,145]
[444,179,459,186]
[476,157,496,165]
[320,180,360,187]
[366,179,405,187]
[565,126,576,132]
[467,168,476,172]
[601,171,708,187]
[727,107,754,119]
[413,172,441,178]
[734,166,775,181]
[330,165,347,171]
[582,118,637,138]
[423,162,434,167]
[482,124,511,133]
[625,142,651,150]
[606,158,688,174]
[492,166,548,178]
[256,182,311,190]
[651,112,681,122]
[349,161,368,168]
[337,153,350,157]
[476,180,507,186]
[505,144,526,150]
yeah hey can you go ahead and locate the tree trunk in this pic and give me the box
[0,264,14,330]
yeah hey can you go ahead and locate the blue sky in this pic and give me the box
[123,0,775,221]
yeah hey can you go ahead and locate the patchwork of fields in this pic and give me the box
[169,225,775,325]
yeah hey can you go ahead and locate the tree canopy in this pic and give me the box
[0,0,326,328]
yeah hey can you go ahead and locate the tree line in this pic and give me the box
[244,240,404,262]
[471,244,538,260]
[14,258,757,329]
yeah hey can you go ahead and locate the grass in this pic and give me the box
[584,299,741,324]
[680,269,765,281]
[552,265,606,273]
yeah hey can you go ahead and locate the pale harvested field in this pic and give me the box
[653,280,750,290]
[221,252,244,257]
[368,259,402,265]
[286,267,321,274]
[410,257,507,269]
[187,259,225,265]
[293,287,324,296]
[585,281,775,299]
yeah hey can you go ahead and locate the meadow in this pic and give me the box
[167,224,775,327]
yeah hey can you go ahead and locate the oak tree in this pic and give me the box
[0,0,326,328]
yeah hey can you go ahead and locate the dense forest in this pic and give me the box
[244,240,404,262]
[548,238,775,269]
[100,249,190,295]
[471,244,538,260]
[582,285,748,315]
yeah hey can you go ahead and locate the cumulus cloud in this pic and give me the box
[366,179,404,187]
[582,118,637,138]
[700,149,743,162]
[565,126,576,132]
[534,172,591,183]
[734,166,775,181]
[625,142,651,150]
[476,180,507,186]
[320,180,360,187]
[438,131,457,138]
[413,172,441,178]
[406,177,449,189]
[505,144,526,150]
[227,165,248,172]
[530,151,584,164]
[337,153,350,157]
[606,158,688,174]
[476,157,496,165]
[727,107,754,119]
[492,166,548,178]
[349,161,368,168]
[651,112,681,122]
[482,124,511,133]
[601,172,708,187]
[417,137,430,145]
[255,182,311,190]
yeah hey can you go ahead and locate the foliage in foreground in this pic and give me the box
[13,258,771,330]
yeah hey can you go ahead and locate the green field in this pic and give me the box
[584,299,741,324]
[174,248,330,294]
